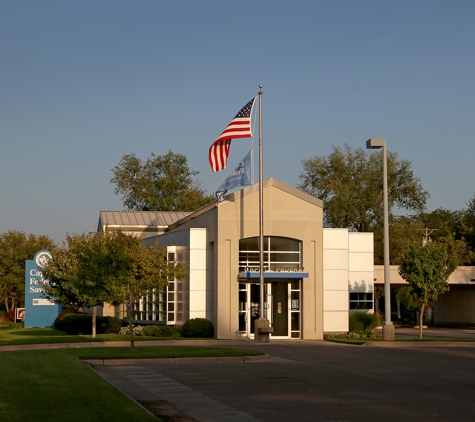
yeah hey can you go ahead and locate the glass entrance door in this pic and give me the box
[238,283,263,337]
[269,282,289,337]
[238,281,301,339]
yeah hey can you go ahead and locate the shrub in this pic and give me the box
[156,325,177,337]
[56,313,123,335]
[180,318,214,338]
[97,316,122,334]
[4,310,16,322]
[141,325,178,338]
[119,325,178,337]
[55,310,75,329]
[57,314,92,335]
[325,330,381,340]
[119,325,144,335]
[349,312,381,334]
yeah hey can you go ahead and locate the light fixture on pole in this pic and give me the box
[366,138,395,341]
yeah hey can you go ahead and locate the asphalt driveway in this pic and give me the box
[93,331,475,421]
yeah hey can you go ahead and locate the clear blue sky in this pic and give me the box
[1,0,474,243]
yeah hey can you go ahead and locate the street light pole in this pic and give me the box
[366,138,395,341]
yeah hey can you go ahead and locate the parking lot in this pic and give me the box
[96,330,475,421]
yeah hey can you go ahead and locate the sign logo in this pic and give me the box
[35,251,52,267]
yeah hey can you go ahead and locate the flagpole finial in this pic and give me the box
[258,84,263,94]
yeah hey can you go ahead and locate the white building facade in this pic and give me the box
[99,178,375,339]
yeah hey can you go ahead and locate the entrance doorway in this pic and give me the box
[238,280,301,339]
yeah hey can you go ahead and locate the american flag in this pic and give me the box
[209,97,256,172]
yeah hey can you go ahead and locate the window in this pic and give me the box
[349,292,373,310]
[131,289,167,322]
[239,236,302,272]
[130,247,178,324]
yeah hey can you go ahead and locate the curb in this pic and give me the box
[0,339,250,352]
[85,354,271,366]
[364,341,475,348]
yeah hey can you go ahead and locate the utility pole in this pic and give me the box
[418,228,438,246]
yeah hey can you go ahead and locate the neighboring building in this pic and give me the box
[97,210,191,239]
[98,178,374,340]
[374,265,475,326]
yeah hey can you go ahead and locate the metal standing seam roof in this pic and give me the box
[98,211,191,229]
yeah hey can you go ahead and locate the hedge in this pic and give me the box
[180,318,214,338]
[56,313,123,335]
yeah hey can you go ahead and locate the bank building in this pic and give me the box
[97,178,376,340]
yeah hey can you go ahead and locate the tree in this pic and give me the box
[466,192,475,216]
[298,144,429,233]
[398,241,458,339]
[419,208,463,239]
[459,193,475,264]
[394,286,419,325]
[374,209,474,266]
[113,234,188,349]
[415,208,474,265]
[374,215,424,265]
[111,150,214,211]
[0,231,56,312]
[41,232,124,338]
[41,231,188,347]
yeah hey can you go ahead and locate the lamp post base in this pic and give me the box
[254,318,273,343]
[382,323,395,341]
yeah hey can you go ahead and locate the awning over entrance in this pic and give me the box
[238,271,309,279]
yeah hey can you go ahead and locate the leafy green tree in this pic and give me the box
[41,232,124,338]
[109,233,188,349]
[111,150,214,211]
[0,231,55,312]
[413,208,474,265]
[298,144,429,233]
[394,286,419,325]
[376,210,473,266]
[374,215,423,265]
[466,192,475,216]
[459,193,475,264]
[41,231,188,347]
[398,241,458,339]
[419,208,463,239]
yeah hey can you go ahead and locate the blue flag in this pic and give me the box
[215,149,252,201]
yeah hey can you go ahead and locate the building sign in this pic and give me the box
[239,270,309,280]
[243,266,305,273]
[24,250,61,328]
[16,308,25,322]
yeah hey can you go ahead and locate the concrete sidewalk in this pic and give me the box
[94,364,264,421]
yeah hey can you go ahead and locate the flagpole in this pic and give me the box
[258,85,264,319]
[254,84,272,342]
[251,147,254,184]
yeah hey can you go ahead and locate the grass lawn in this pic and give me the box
[0,325,264,422]
[0,324,213,346]
[0,324,135,345]
[0,348,164,422]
